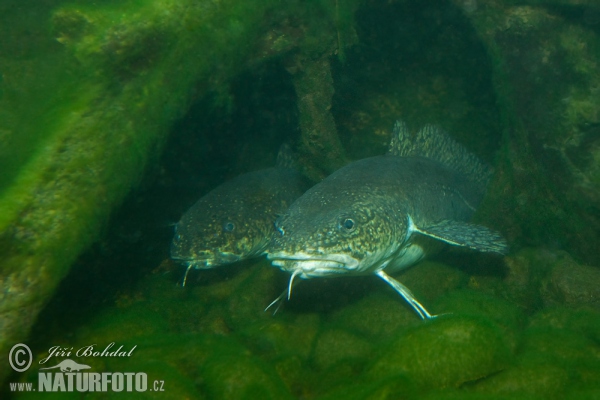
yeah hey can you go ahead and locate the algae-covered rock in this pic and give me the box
[291,55,348,180]
[19,331,254,398]
[238,313,321,361]
[328,261,468,341]
[312,328,373,371]
[540,253,600,310]
[273,355,317,399]
[460,0,600,265]
[367,315,512,389]
[329,292,418,342]
[422,391,528,400]
[200,353,293,399]
[524,308,600,386]
[521,327,600,374]
[470,358,570,400]
[399,261,470,304]
[317,374,416,400]
[471,317,600,398]
[86,360,202,399]
[500,248,559,312]
[468,306,600,398]
[224,259,283,331]
[76,304,170,345]
[433,289,525,351]
[527,306,600,343]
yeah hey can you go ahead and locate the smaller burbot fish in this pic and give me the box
[171,145,310,285]
[267,121,508,318]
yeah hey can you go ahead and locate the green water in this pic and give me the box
[2,0,600,398]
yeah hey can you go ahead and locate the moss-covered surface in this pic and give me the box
[458,0,600,264]
[3,0,600,397]
[10,248,600,398]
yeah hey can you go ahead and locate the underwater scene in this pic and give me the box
[1,0,600,398]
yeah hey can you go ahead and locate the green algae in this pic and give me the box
[201,353,293,399]
[239,313,321,361]
[327,261,469,341]
[434,289,525,350]
[540,254,600,310]
[469,353,571,399]
[317,374,417,400]
[312,328,373,370]
[527,306,600,342]
[329,291,418,341]
[499,248,557,312]
[79,304,171,345]
[463,0,600,264]
[367,315,512,389]
[466,305,600,398]
[399,261,471,305]
[15,258,599,399]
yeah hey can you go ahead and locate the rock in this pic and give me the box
[224,260,284,331]
[459,306,600,399]
[462,0,600,265]
[238,313,321,361]
[367,315,512,389]
[541,254,600,310]
[527,306,600,343]
[471,315,600,399]
[317,375,416,400]
[433,289,526,351]
[400,261,470,302]
[470,359,570,399]
[312,328,373,371]
[73,303,170,347]
[524,307,600,389]
[329,261,468,341]
[291,55,348,180]
[200,353,293,399]
[329,292,418,342]
[500,248,557,312]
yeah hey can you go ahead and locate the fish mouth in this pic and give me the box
[267,251,359,278]
[171,251,241,269]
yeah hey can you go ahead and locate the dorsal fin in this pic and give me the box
[388,120,492,186]
[275,143,297,169]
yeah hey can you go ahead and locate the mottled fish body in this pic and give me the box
[267,121,507,318]
[171,150,310,283]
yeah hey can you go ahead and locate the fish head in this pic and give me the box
[170,195,270,269]
[268,184,408,278]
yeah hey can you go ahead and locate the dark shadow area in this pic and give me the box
[332,0,501,162]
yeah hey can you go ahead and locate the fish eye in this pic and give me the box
[223,222,235,232]
[339,217,356,232]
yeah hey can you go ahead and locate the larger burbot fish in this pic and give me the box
[171,146,311,285]
[267,121,508,318]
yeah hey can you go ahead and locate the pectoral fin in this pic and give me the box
[376,270,434,319]
[413,220,508,255]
